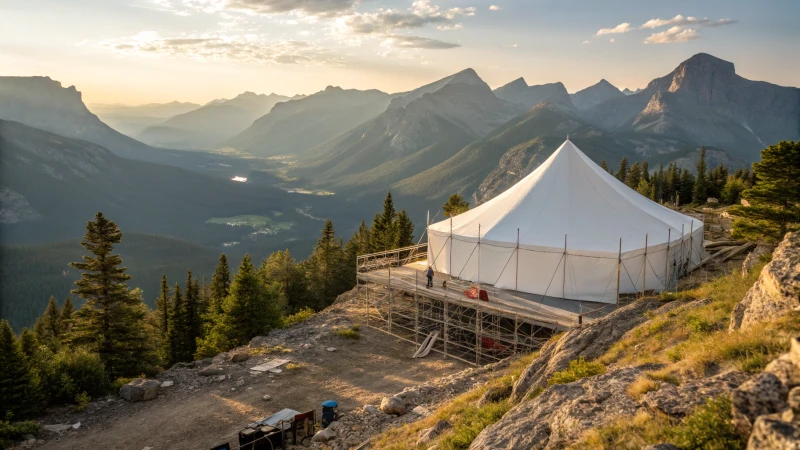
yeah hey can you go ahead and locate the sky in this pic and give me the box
[2,0,799,105]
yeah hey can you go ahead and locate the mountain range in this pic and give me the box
[90,101,201,136]
[137,92,302,149]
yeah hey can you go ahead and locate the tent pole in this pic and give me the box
[664,229,671,293]
[414,270,419,345]
[679,223,685,284]
[388,264,392,335]
[478,223,481,287]
[562,234,567,302]
[449,217,453,278]
[616,238,622,308]
[642,234,648,298]
[688,220,694,276]
[516,228,520,292]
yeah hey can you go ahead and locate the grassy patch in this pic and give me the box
[570,396,744,450]
[334,325,361,339]
[644,368,680,386]
[0,420,40,448]
[371,351,539,450]
[285,362,305,370]
[626,376,660,399]
[282,307,314,328]
[547,357,606,386]
[250,345,293,356]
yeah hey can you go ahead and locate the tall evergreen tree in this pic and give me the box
[625,162,642,189]
[0,320,41,419]
[155,274,170,336]
[19,328,39,359]
[68,212,154,377]
[442,194,470,217]
[692,147,709,204]
[209,254,231,315]
[395,210,415,248]
[184,271,203,360]
[615,157,629,182]
[60,296,74,335]
[600,160,609,173]
[167,283,188,364]
[342,220,374,290]
[34,296,62,344]
[371,192,397,251]
[731,141,800,243]
[679,169,695,205]
[258,250,310,313]
[641,161,650,182]
[305,220,346,308]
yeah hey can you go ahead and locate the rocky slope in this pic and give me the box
[582,53,800,162]
[570,79,625,111]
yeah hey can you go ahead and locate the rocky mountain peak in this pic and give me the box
[667,53,736,95]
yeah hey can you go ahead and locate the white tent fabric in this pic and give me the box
[427,140,705,304]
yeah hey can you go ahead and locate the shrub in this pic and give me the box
[572,411,672,450]
[37,347,108,403]
[334,326,360,339]
[685,315,714,334]
[0,419,40,448]
[283,307,315,328]
[547,357,606,386]
[667,395,744,450]
[437,401,511,450]
[74,392,91,412]
[110,377,136,394]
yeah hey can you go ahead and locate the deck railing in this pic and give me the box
[357,243,427,273]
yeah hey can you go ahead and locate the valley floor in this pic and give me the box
[34,298,466,450]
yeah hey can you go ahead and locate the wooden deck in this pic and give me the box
[357,262,613,330]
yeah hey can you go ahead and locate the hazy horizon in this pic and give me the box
[2,0,799,105]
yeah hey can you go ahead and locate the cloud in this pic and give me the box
[641,14,736,29]
[502,43,517,48]
[156,0,357,18]
[582,40,589,44]
[644,26,699,44]
[97,31,344,65]
[596,22,632,35]
[489,5,501,11]
[381,35,460,49]
[334,1,475,35]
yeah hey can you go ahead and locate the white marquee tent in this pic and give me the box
[426,139,705,304]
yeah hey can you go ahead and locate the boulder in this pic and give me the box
[230,352,250,363]
[43,424,72,433]
[198,366,225,376]
[160,381,174,388]
[742,245,772,277]
[732,372,788,436]
[510,298,664,402]
[311,428,337,443]
[748,413,800,449]
[249,336,271,348]
[417,420,451,447]
[765,354,800,388]
[262,394,272,401]
[642,371,748,418]
[380,396,408,415]
[730,231,800,330]
[364,405,380,415]
[470,367,643,449]
[477,385,512,407]
[119,378,160,402]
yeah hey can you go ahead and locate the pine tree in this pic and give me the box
[68,212,154,377]
[654,164,665,202]
[184,271,203,358]
[305,221,346,308]
[210,254,231,315]
[692,147,709,204]
[60,296,74,335]
[342,220,373,291]
[395,210,415,248]
[641,161,649,182]
[34,296,62,344]
[155,274,170,336]
[167,283,187,364]
[679,169,695,206]
[600,160,609,173]
[202,255,282,353]
[258,250,310,313]
[615,157,629,182]
[625,162,641,189]
[372,192,397,251]
[731,141,800,243]
[0,320,41,419]
[19,328,39,359]
[442,194,470,217]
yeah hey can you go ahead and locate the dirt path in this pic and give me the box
[38,300,465,450]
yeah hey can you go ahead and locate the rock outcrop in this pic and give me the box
[119,378,160,402]
[643,371,748,418]
[510,298,663,402]
[730,232,800,330]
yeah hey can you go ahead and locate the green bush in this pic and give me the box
[547,357,606,386]
[34,347,108,403]
[283,307,315,328]
[110,377,136,394]
[686,315,714,334]
[0,419,40,448]
[333,326,360,339]
[668,395,745,450]
[437,401,510,450]
[74,392,91,412]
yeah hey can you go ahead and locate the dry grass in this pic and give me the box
[285,362,304,370]
[371,351,539,450]
[626,376,660,400]
[249,345,293,356]
[547,357,606,386]
[334,325,361,339]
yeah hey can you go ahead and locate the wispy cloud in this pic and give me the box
[489,5,501,11]
[644,26,699,44]
[333,1,475,35]
[155,0,357,18]
[596,22,631,35]
[641,15,736,29]
[97,31,344,65]
[381,35,460,49]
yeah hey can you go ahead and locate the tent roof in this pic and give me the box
[428,140,701,254]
